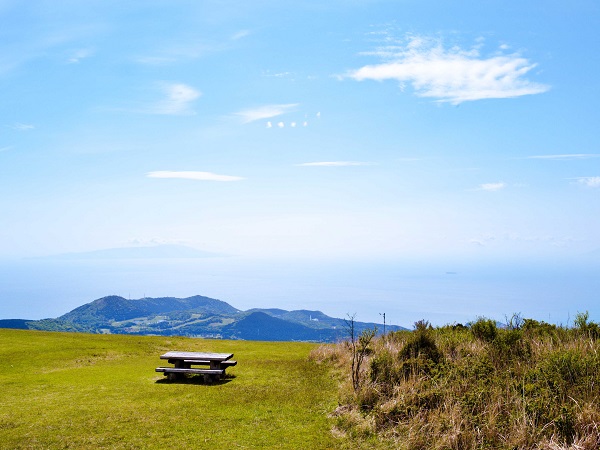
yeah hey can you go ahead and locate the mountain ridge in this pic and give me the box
[1,294,406,342]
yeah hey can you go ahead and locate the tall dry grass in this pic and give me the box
[310,316,600,449]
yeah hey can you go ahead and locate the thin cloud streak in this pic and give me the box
[147,171,244,181]
[527,154,600,160]
[10,123,34,131]
[234,103,298,123]
[477,182,506,191]
[575,177,600,188]
[231,30,251,40]
[346,34,550,104]
[149,83,201,115]
[67,48,93,64]
[297,161,375,167]
[469,232,576,248]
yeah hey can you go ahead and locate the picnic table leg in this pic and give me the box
[209,361,222,381]
[168,360,187,381]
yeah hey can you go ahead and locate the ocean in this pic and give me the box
[0,257,598,328]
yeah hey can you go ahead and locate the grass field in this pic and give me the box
[0,329,342,449]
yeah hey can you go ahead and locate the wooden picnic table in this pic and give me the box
[155,351,237,382]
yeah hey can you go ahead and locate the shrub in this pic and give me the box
[397,321,442,380]
[399,323,442,364]
[490,329,531,365]
[574,311,600,339]
[318,315,600,449]
[470,317,498,342]
[369,349,398,386]
[523,318,558,338]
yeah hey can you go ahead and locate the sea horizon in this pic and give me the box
[2,255,598,329]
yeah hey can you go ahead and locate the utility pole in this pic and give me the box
[380,312,386,335]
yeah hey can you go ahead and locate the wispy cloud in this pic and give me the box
[262,70,294,78]
[231,30,251,40]
[148,83,201,115]
[67,48,93,64]
[477,182,506,192]
[134,56,177,66]
[0,146,12,152]
[234,103,298,123]
[146,171,244,182]
[527,154,600,160]
[469,232,576,247]
[346,34,549,104]
[10,123,34,131]
[575,177,600,188]
[135,41,225,66]
[127,237,191,246]
[297,161,374,167]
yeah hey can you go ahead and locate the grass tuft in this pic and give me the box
[310,317,600,449]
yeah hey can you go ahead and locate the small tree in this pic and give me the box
[345,314,377,391]
[574,311,600,339]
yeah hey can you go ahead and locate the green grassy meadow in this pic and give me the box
[0,329,341,449]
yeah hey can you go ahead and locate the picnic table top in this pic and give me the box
[160,351,233,361]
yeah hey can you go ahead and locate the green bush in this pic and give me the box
[369,349,398,387]
[399,322,442,364]
[490,329,531,365]
[470,317,498,342]
[322,314,600,449]
[397,322,442,380]
[574,311,600,339]
[523,318,558,339]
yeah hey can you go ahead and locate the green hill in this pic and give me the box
[6,294,404,341]
[59,294,239,323]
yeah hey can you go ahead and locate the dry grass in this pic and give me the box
[310,318,600,450]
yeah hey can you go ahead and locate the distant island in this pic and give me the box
[32,244,225,260]
[0,294,405,342]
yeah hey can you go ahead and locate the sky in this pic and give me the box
[1,1,599,323]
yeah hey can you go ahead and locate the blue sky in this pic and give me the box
[1,0,599,264]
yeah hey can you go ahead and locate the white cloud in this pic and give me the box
[528,154,600,160]
[127,237,191,246]
[397,157,421,162]
[262,70,293,78]
[346,34,549,104]
[234,103,298,123]
[10,123,34,131]
[575,177,600,188]
[135,41,224,66]
[469,232,576,248]
[146,171,244,182]
[134,56,177,66]
[150,83,201,115]
[477,182,506,191]
[298,161,374,167]
[67,48,93,64]
[231,30,251,40]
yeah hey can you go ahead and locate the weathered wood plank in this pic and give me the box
[160,351,233,361]
[155,367,224,375]
[183,359,237,367]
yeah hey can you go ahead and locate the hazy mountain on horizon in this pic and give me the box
[32,244,225,260]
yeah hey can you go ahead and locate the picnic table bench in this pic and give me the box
[156,351,237,382]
